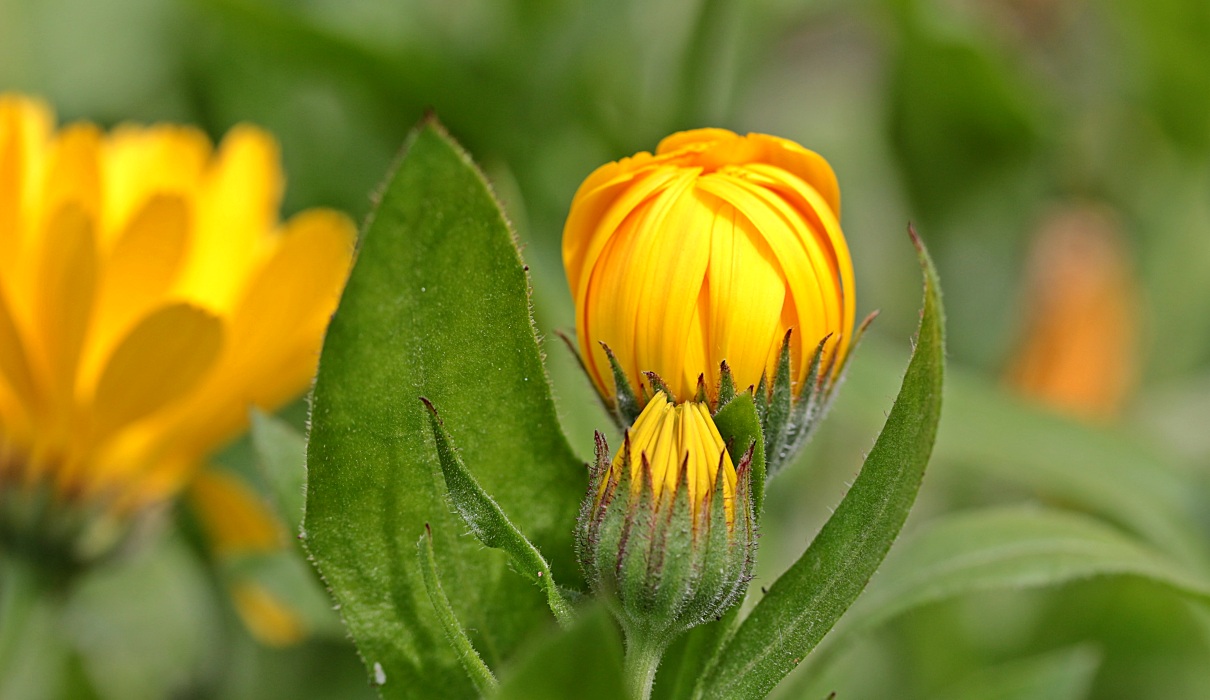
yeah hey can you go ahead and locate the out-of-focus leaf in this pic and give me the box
[841,507,1210,641]
[63,535,222,700]
[304,120,585,699]
[492,604,625,700]
[250,410,307,532]
[698,233,945,699]
[937,374,1209,570]
[888,26,1040,224]
[1109,0,1210,153]
[934,646,1100,700]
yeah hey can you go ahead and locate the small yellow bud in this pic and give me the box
[578,393,756,639]
[602,393,736,526]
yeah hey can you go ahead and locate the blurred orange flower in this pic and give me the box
[1007,205,1139,420]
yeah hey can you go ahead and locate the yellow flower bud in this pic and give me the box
[563,128,855,408]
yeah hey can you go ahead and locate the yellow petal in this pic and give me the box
[36,204,97,413]
[0,285,38,415]
[187,468,284,555]
[227,208,354,369]
[701,194,784,394]
[82,195,191,392]
[91,303,222,440]
[148,209,353,457]
[41,123,102,228]
[0,96,53,267]
[101,124,210,243]
[181,125,283,311]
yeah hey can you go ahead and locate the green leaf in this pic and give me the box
[711,393,766,517]
[933,646,1101,700]
[698,231,946,700]
[840,506,1210,640]
[417,525,498,695]
[936,380,1210,571]
[250,409,307,532]
[493,604,626,700]
[421,398,574,627]
[304,120,585,699]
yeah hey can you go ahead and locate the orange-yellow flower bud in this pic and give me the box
[563,128,855,408]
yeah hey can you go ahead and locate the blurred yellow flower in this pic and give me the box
[563,128,855,407]
[0,94,355,571]
[1007,205,1138,420]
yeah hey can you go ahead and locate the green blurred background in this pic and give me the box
[4,0,1210,698]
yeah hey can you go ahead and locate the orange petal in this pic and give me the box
[187,468,284,555]
[230,581,307,647]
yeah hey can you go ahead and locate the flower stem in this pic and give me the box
[0,556,40,683]
[623,629,666,700]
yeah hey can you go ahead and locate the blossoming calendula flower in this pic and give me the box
[577,392,755,643]
[563,128,855,410]
[563,128,862,473]
[0,94,355,590]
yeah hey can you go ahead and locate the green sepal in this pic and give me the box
[712,393,767,518]
[643,371,673,402]
[768,335,828,478]
[681,458,738,629]
[590,436,631,597]
[417,524,499,695]
[753,372,769,425]
[601,342,644,428]
[650,459,696,626]
[762,330,795,477]
[717,361,737,407]
[421,398,574,627]
[617,456,658,627]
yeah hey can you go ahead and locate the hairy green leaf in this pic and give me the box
[304,121,585,699]
[422,398,574,626]
[417,525,498,694]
